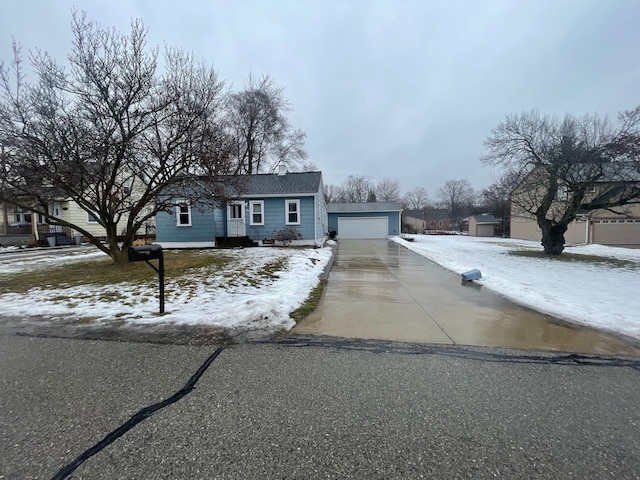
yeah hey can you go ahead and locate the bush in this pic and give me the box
[272,228,302,247]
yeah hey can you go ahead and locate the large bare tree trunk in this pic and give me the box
[539,222,568,255]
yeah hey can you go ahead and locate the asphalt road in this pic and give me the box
[1,334,639,479]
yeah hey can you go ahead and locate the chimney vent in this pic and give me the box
[277,165,286,176]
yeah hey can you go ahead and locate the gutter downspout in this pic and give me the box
[32,210,39,242]
[313,193,318,246]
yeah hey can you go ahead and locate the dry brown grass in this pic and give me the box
[0,250,232,295]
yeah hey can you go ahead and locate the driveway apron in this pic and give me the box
[293,240,640,355]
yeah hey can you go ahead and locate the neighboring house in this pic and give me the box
[402,208,452,233]
[327,202,403,239]
[468,214,500,237]
[155,169,328,248]
[0,198,153,246]
[511,178,640,247]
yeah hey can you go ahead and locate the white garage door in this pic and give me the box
[338,217,388,239]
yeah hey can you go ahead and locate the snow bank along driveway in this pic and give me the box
[0,247,333,331]
[393,236,640,340]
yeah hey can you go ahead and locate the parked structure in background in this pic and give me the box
[402,208,452,234]
[468,214,500,237]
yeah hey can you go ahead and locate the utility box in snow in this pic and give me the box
[461,269,482,281]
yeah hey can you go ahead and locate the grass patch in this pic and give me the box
[0,250,232,295]
[257,257,288,280]
[290,279,327,323]
[509,249,639,269]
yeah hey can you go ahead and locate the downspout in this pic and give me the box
[32,210,39,242]
[313,193,318,246]
[2,203,8,235]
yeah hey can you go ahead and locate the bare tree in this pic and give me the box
[0,12,234,264]
[340,174,373,203]
[437,179,475,228]
[227,73,306,174]
[479,171,520,237]
[482,108,640,254]
[375,178,401,202]
[323,184,342,204]
[299,160,319,172]
[404,186,429,209]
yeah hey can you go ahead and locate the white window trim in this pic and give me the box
[176,202,192,227]
[87,212,99,224]
[250,200,264,226]
[285,199,301,225]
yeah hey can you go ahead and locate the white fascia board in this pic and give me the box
[240,193,316,199]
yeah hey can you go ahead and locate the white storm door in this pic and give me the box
[227,201,246,237]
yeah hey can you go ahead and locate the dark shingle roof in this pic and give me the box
[242,171,323,196]
[327,202,404,213]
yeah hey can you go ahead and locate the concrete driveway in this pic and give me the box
[293,240,640,355]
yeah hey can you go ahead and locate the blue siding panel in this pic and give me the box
[246,197,315,241]
[156,207,216,243]
[157,196,326,244]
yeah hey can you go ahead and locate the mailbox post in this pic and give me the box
[127,244,165,313]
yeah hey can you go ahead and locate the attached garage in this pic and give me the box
[592,219,640,247]
[328,202,403,239]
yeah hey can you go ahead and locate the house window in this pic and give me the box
[122,178,133,196]
[586,185,596,193]
[555,185,568,201]
[250,201,264,225]
[626,219,634,223]
[230,203,243,220]
[176,202,191,226]
[285,199,300,225]
[593,220,601,224]
[601,220,609,224]
[87,212,99,224]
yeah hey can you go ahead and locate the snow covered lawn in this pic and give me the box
[0,247,333,331]
[393,235,640,339]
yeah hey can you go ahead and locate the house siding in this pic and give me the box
[245,196,316,241]
[328,211,401,236]
[156,206,216,243]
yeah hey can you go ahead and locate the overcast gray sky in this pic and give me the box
[1,0,639,199]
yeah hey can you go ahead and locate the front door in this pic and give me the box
[227,201,246,237]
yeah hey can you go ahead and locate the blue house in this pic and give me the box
[156,169,328,248]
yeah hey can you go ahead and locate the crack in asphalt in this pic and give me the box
[274,335,640,370]
[50,346,224,480]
